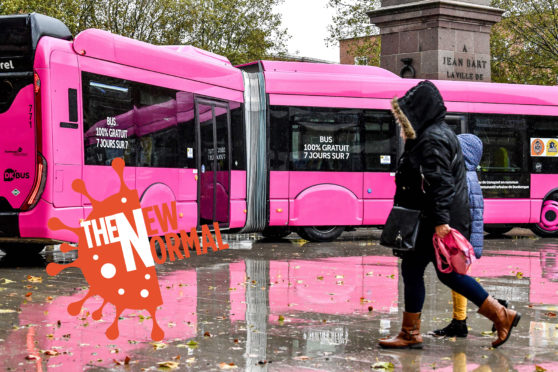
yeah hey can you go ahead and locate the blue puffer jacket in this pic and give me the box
[457,134,484,258]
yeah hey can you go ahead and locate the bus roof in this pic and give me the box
[72,29,243,91]
[258,60,558,107]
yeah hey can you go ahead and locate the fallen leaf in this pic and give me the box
[158,360,179,369]
[368,306,373,312]
[335,275,344,279]
[316,276,324,280]
[204,331,211,337]
[516,272,524,279]
[185,340,198,349]
[294,356,309,360]
[278,315,285,324]
[481,331,493,336]
[25,292,32,297]
[41,350,60,356]
[151,342,167,350]
[545,312,556,318]
[372,361,394,370]
[366,271,374,276]
[113,356,131,366]
[0,309,16,314]
[0,278,15,284]
[535,366,547,372]
[25,355,40,360]
[218,362,238,369]
[27,275,42,283]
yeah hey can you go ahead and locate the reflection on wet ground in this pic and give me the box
[0,228,557,371]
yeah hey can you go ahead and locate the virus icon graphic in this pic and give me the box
[46,158,164,341]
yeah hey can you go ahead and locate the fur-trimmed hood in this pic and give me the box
[391,80,447,140]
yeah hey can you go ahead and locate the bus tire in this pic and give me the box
[531,195,558,237]
[261,227,291,239]
[484,226,513,235]
[297,226,345,242]
[0,243,45,256]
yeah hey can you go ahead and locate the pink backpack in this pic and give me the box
[433,229,476,275]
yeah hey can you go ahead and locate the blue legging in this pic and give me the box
[401,245,489,313]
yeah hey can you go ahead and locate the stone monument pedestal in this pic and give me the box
[368,1,503,81]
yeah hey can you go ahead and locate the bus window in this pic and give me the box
[445,114,466,134]
[529,116,558,174]
[469,114,529,198]
[177,92,196,169]
[269,106,290,171]
[135,84,178,168]
[290,107,361,172]
[230,102,245,170]
[363,110,397,171]
[470,114,526,173]
[83,72,136,166]
[0,16,32,114]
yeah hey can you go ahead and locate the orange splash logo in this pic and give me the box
[46,158,164,341]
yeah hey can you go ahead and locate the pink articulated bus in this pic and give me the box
[1,13,558,253]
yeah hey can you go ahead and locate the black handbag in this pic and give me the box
[380,206,421,255]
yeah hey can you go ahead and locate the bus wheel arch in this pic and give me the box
[297,226,345,242]
[531,191,558,237]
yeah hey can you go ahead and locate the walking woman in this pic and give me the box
[379,80,521,349]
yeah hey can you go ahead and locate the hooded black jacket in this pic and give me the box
[392,81,471,242]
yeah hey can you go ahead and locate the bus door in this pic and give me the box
[196,99,231,227]
[50,51,82,208]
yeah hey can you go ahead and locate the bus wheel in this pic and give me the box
[531,197,558,237]
[297,226,345,242]
[484,226,513,235]
[261,227,291,240]
[0,243,45,256]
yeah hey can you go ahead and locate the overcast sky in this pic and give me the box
[276,0,340,63]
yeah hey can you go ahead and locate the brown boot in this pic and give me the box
[477,296,521,348]
[379,312,423,349]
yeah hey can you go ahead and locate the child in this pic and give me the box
[432,133,507,337]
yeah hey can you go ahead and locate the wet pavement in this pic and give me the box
[0,228,557,371]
